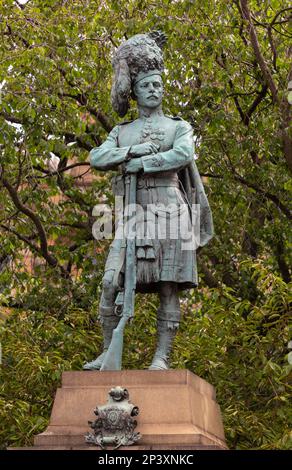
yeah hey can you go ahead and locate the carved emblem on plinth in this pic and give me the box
[85,386,141,449]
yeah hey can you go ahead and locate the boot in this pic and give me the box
[83,305,119,370]
[149,308,180,370]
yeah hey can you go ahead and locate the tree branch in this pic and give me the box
[14,0,32,10]
[56,221,90,230]
[0,224,40,254]
[2,28,112,136]
[274,237,291,283]
[233,0,248,45]
[270,7,292,27]
[5,23,30,48]
[228,79,246,122]
[216,54,267,126]
[238,2,292,170]
[267,26,277,71]
[57,86,112,133]
[64,131,99,150]
[0,111,23,124]
[201,172,291,219]
[244,84,268,125]
[240,0,279,104]
[232,173,292,219]
[1,108,95,153]
[198,259,220,288]
[1,174,69,276]
[32,161,90,178]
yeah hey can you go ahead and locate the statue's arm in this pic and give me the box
[141,121,194,174]
[90,126,131,171]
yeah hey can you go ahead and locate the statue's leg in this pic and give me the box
[83,269,119,370]
[149,282,181,370]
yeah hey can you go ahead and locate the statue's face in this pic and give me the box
[133,74,164,108]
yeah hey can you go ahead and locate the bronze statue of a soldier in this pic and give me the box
[83,32,213,371]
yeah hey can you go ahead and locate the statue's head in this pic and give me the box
[132,70,164,109]
[111,32,166,117]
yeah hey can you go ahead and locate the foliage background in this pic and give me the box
[0,0,291,449]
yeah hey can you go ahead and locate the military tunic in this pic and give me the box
[90,116,198,293]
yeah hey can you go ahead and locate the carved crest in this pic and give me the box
[85,386,141,449]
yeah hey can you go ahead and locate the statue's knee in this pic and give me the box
[159,281,177,298]
[159,282,179,309]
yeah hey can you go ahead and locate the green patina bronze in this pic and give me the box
[83,32,213,371]
[85,386,141,448]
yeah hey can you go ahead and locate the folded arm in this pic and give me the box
[90,120,195,174]
[90,126,130,171]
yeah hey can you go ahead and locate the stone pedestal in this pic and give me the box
[15,370,228,450]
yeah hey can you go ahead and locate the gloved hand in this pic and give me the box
[129,142,160,157]
[125,157,143,173]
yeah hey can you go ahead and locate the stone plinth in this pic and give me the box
[14,370,228,450]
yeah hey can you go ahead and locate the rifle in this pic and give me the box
[100,173,137,370]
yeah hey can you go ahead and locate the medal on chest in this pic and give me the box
[139,117,166,146]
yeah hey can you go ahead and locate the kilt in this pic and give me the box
[105,171,198,293]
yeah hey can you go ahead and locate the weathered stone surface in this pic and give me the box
[11,370,227,450]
